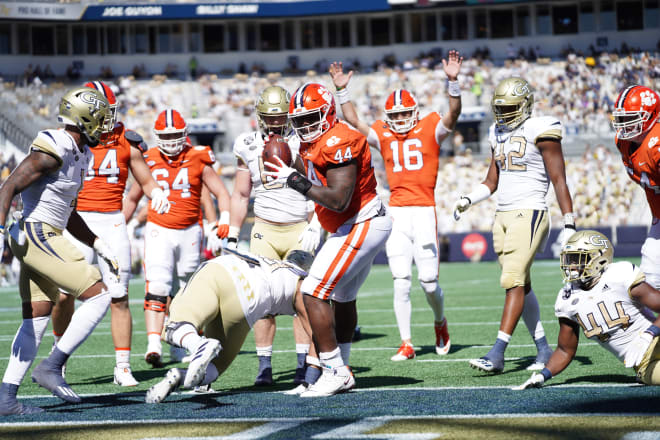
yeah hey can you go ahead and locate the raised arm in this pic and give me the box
[438,50,464,138]
[328,62,370,137]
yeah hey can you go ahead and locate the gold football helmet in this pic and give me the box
[58,87,110,147]
[560,230,613,289]
[256,86,291,136]
[491,77,534,131]
[286,249,314,274]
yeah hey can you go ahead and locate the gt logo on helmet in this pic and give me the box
[589,235,609,249]
[79,91,108,110]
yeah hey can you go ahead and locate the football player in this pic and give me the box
[453,77,575,373]
[328,50,463,361]
[123,109,231,368]
[516,230,660,389]
[611,85,660,288]
[229,85,321,387]
[0,87,119,414]
[263,82,392,397]
[144,249,315,403]
[51,80,170,387]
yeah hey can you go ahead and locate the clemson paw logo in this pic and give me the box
[649,136,658,148]
[640,91,657,107]
[326,136,341,147]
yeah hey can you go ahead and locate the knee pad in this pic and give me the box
[393,278,412,302]
[144,292,167,312]
[107,283,126,300]
[419,279,438,295]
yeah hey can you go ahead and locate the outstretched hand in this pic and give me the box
[329,62,353,89]
[442,50,463,81]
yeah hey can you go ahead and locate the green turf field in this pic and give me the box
[0,258,658,440]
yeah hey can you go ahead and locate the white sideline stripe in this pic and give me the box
[621,433,660,440]
[140,420,304,440]
[312,419,437,439]
[3,412,660,430]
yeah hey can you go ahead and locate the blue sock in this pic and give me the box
[258,355,271,370]
[296,353,306,370]
[535,336,550,351]
[304,365,322,385]
[485,338,508,361]
[47,347,70,368]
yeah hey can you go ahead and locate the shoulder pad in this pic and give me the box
[124,129,144,144]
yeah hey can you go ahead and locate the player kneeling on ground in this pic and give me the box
[515,230,660,390]
[145,249,316,403]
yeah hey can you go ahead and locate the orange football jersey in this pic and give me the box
[617,122,660,218]
[299,120,378,233]
[370,113,443,207]
[143,144,215,229]
[77,122,134,212]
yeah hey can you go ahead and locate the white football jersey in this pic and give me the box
[210,250,301,327]
[554,261,650,363]
[488,116,563,211]
[233,131,309,223]
[22,129,92,230]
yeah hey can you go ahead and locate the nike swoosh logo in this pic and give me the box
[639,162,646,166]
[413,128,422,134]
[114,223,122,227]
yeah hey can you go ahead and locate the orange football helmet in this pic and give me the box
[384,89,419,133]
[612,85,659,140]
[289,83,336,142]
[154,109,188,156]
[85,80,117,133]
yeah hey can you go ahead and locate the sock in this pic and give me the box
[305,355,322,385]
[147,333,162,349]
[2,317,50,385]
[167,322,200,349]
[338,342,351,365]
[46,347,70,369]
[258,356,272,371]
[522,289,546,340]
[485,333,510,361]
[115,349,131,368]
[295,343,309,369]
[255,345,272,358]
[319,347,343,369]
[56,290,110,355]
[534,335,551,351]
[52,332,62,346]
[393,278,412,341]
[424,286,445,322]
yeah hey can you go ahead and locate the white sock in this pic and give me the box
[57,290,111,355]
[115,349,131,368]
[256,345,273,358]
[319,347,344,369]
[522,289,546,340]
[2,316,50,385]
[393,278,412,341]
[424,285,445,322]
[338,342,351,365]
[295,343,310,355]
[497,331,512,343]
[167,322,201,350]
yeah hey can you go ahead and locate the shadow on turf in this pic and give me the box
[469,355,594,376]
[559,374,637,385]
[75,362,181,385]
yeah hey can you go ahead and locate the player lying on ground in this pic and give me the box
[515,230,660,389]
[145,248,316,403]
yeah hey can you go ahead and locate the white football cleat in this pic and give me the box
[300,368,355,397]
[145,368,181,404]
[113,366,139,387]
[183,338,222,389]
[283,384,308,396]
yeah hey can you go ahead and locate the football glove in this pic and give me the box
[452,197,471,221]
[624,329,655,368]
[512,372,545,390]
[93,237,120,282]
[149,187,171,214]
[262,156,297,186]
[216,211,230,239]
[298,215,322,253]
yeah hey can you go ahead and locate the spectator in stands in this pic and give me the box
[189,56,198,79]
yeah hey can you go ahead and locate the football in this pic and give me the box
[262,134,293,167]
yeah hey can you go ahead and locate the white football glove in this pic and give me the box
[93,237,120,282]
[556,226,576,249]
[150,187,171,214]
[452,197,471,221]
[624,330,654,368]
[262,156,297,186]
[511,372,545,390]
[298,216,322,253]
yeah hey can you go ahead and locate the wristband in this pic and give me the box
[287,172,313,195]
[335,85,345,91]
[465,183,491,206]
[335,88,350,105]
[540,367,553,381]
[646,325,660,337]
[0,224,4,232]
[564,212,576,229]
[227,237,238,244]
[447,80,461,97]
